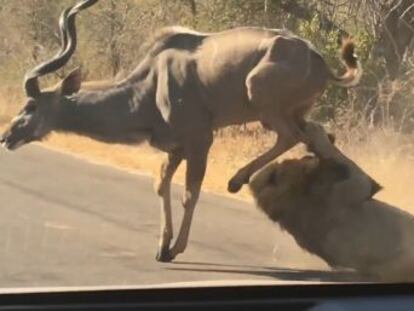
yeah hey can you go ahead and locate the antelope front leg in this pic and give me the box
[168,139,211,260]
[155,150,183,262]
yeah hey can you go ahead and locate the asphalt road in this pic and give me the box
[0,144,357,289]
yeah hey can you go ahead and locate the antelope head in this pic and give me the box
[1,0,99,150]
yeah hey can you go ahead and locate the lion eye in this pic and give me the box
[268,171,278,185]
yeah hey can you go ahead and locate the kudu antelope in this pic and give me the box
[1,0,362,262]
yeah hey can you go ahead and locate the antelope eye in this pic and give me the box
[25,103,37,113]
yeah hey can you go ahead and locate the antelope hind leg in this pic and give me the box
[168,136,212,260]
[304,122,382,204]
[155,150,183,262]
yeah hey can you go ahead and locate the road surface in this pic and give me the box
[0,145,356,288]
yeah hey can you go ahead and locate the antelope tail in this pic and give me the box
[329,38,362,87]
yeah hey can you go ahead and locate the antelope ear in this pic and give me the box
[61,68,82,96]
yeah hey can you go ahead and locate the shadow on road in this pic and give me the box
[167,261,371,283]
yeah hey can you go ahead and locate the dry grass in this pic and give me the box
[0,88,21,124]
[336,127,414,212]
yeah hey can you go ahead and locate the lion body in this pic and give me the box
[250,133,414,282]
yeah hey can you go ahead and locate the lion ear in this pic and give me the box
[324,159,349,183]
[327,132,336,144]
[369,178,383,197]
[249,162,280,196]
[309,159,349,186]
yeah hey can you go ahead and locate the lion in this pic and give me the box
[249,122,414,282]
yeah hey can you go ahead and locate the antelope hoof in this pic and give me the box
[156,248,174,262]
[228,176,247,193]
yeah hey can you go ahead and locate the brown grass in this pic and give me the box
[0,88,21,124]
[337,127,414,212]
